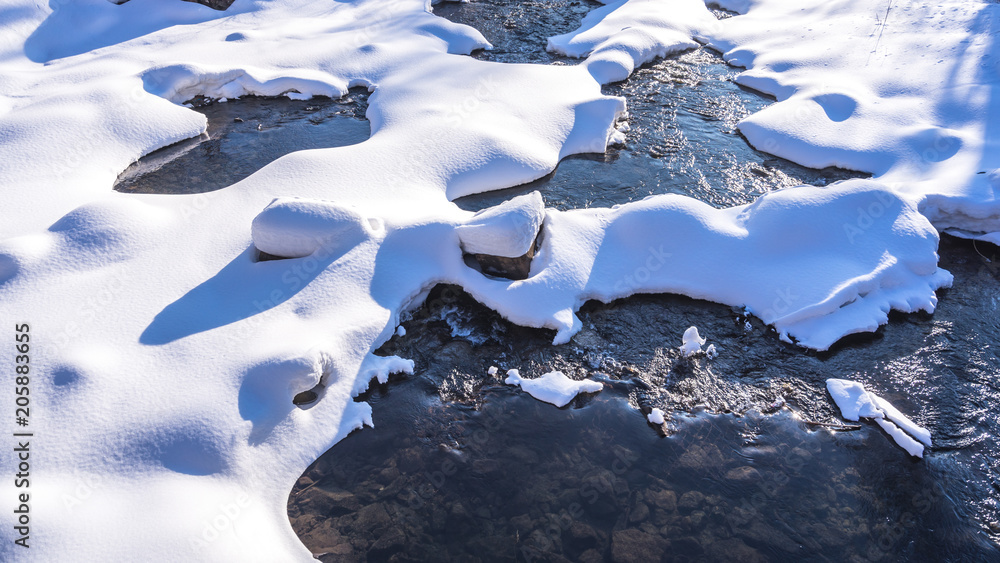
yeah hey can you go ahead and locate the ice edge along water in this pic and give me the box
[0,0,996,560]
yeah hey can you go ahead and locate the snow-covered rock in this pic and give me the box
[251,197,377,259]
[455,191,545,258]
[505,369,603,408]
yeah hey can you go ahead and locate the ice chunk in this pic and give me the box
[251,197,374,259]
[455,192,544,258]
[487,366,498,376]
[505,370,603,408]
[827,379,931,457]
[647,408,666,425]
[705,344,718,359]
[680,326,706,357]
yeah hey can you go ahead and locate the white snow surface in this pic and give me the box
[681,326,706,356]
[647,407,666,425]
[0,0,992,559]
[505,370,604,408]
[827,379,932,457]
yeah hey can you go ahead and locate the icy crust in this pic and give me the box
[550,0,1000,241]
[827,379,932,457]
[455,180,952,351]
[547,0,717,84]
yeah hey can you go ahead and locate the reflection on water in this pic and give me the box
[113,90,370,194]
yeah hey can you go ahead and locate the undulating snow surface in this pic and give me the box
[505,369,604,408]
[827,379,932,457]
[0,0,995,559]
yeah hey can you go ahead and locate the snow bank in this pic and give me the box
[827,379,932,457]
[454,180,951,351]
[505,369,604,408]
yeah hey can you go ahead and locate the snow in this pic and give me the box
[827,379,932,458]
[0,0,990,558]
[487,365,498,376]
[647,407,666,425]
[705,344,718,359]
[547,0,716,84]
[681,326,706,356]
[251,197,378,258]
[505,370,604,408]
[455,191,545,257]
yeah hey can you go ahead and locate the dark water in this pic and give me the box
[113,90,369,194]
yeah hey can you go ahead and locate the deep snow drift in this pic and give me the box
[0,0,994,560]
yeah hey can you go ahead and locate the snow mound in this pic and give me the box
[455,191,545,257]
[251,197,378,259]
[827,378,932,458]
[505,369,603,408]
[680,326,706,357]
[547,0,716,84]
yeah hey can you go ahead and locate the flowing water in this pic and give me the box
[101,0,1000,560]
